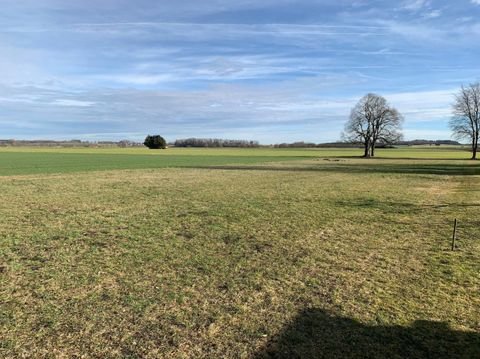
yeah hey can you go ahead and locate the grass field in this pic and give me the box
[0,146,475,176]
[1,147,479,358]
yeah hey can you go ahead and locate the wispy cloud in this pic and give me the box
[423,9,442,19]
[51,99,96,107]
[401,0,430,11]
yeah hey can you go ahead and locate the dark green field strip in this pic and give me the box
[0,152,307,176]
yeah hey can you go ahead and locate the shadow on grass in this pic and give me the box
[335,199,480,213]
[327,156,473,161]
[255,309,480,359]
[190,162,480,176]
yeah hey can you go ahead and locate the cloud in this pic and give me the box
[397,1,443,22]
[423,9,442,19]
[401,0,430,11]
[387,89,453,121]
[51,99,96,107]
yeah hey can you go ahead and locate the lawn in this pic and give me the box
[1,147,479,358]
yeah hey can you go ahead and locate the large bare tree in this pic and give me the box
[450,83,480,160]
[343,93,403,157]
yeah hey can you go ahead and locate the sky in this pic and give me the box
[0,0,479,144]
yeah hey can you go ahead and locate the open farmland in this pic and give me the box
[0,146,476,176]
[1,147,479,358]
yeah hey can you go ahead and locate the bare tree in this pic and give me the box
[450,83,480,160]
[342,93,403,157]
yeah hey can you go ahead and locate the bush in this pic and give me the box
[144,135,167,149]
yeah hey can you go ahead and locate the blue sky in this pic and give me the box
[1,0,479,143]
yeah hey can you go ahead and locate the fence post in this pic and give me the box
[451,219,457,251]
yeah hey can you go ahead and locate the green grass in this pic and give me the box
[0,146,474,176]
[1,147,479,358]
[0,152,306,176]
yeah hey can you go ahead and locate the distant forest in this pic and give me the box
[0,139,142,148]
[273,139,461,148]
[173,138,260,148]
[174,138,462,148]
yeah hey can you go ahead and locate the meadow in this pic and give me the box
[1,146,479,358]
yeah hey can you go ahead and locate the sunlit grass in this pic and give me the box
[0,148,479,357]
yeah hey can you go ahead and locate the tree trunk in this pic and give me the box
[370,145,375,157]
[363,142,370,157]
[472,138,478,160]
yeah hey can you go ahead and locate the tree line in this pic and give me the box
[173,138,260,148]
[342,82,480,159]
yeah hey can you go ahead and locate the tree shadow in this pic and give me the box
[189,162,480,176]
[334,198,479,213]
[328,156,473,161]
[254,309,480,359]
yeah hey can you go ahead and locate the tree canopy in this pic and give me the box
[450,83,480,160]
[343,94,403,157]
[144,135,167,149]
